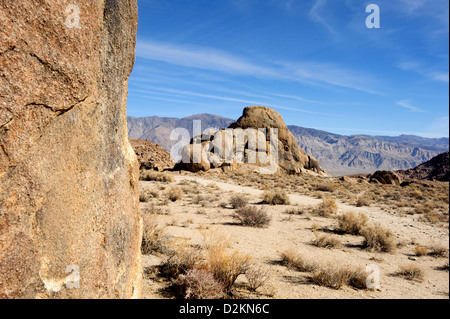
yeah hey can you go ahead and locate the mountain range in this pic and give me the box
[127,114,449,176]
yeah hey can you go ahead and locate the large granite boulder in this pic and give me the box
[175,106,326,174]
[0,0,142,298]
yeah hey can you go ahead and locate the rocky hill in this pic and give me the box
[289,126,449,176]
[129,138,174,171]
[127,114,449,176]
[397,152,449,182]
[174,106,325,175]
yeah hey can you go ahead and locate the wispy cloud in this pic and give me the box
[136,40,379,94]
[308,0,338,36]
[397,61,449,83]
[136,41,277,78]
[396,100,427,113]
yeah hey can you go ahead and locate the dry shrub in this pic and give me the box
[206,246,251,293]
[397,265,425,282]
[311,266,367,290]
[229,195,248,209]
[141,217,167,255]
[261,190,291,205]
[167,186,185,202]
[245,264,270,292]
[233,206,271,228]
[356,195,370,207]
[279,249,317,272]
[414,245,428,257]
[361,224,396,253]
[171,268,224,299]
[139,187,159,202]
[337,212,368,235]
[315,183,336,192]
[312,233,341,249]
[315,198,338,217]
[160,243,201,279]
[428,245,448,258]
[311,267,351,290]
[140,170,175,183]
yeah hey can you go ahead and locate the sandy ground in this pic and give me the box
[141,173,449,299]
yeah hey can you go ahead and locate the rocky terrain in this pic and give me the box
[127,114,449,176]
[130,138,174,172]
[0,0,142,298]
[174,106,325,175]
[398,152,449,182]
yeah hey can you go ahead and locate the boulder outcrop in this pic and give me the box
[0,0,142,298]
[175,106,326,175]
[369,170,402,185]
[129,138,174,171]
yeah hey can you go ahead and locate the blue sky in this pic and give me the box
[127,0,449,138]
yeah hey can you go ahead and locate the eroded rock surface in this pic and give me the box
[0,0,142,298]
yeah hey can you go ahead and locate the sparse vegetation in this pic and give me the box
[206,246,252,293]
[245,264,271,292]
[337,212,369,235]
[167,186,185,202]
[312,233,341,249]
[140,170,175,183]
[261,190,291,205]
[314,198,338,217]
[229,195,248,209]
[361,224,396,253]
[279,249,317,272]
[233,206,271,228]
[397,265,425,282]
[171,268,224,299]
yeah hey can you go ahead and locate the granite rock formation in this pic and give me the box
[0,0,142,298]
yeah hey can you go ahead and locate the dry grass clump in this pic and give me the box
[314,183,336,192]
[245,264,271,292]
[314,198,338,217]
[311,267,358,290]
[167,186,185,202]
[206,246,252,293]
[312,233,341,249]
[279,249,317,272]
[140,170,175,183]
[414,245,429,257]
[171,268,224,299]
[356,195,370,207]
[141,217,167,255]
[337,212,369,235]
[233,206,271,228]
[229,195,248,209]
[427,245,448,258]
[139,187,159,202]
[261,190,291,205]
[159,243,201,279]
[396,265,425,282]
[361,224,396,253]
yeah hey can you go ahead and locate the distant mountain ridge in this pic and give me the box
[127,114,449,176]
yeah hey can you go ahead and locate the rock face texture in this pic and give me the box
[129,138,174,171]
[229,106,324,174]
[0,0,142,299]
[175,106,325,175]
